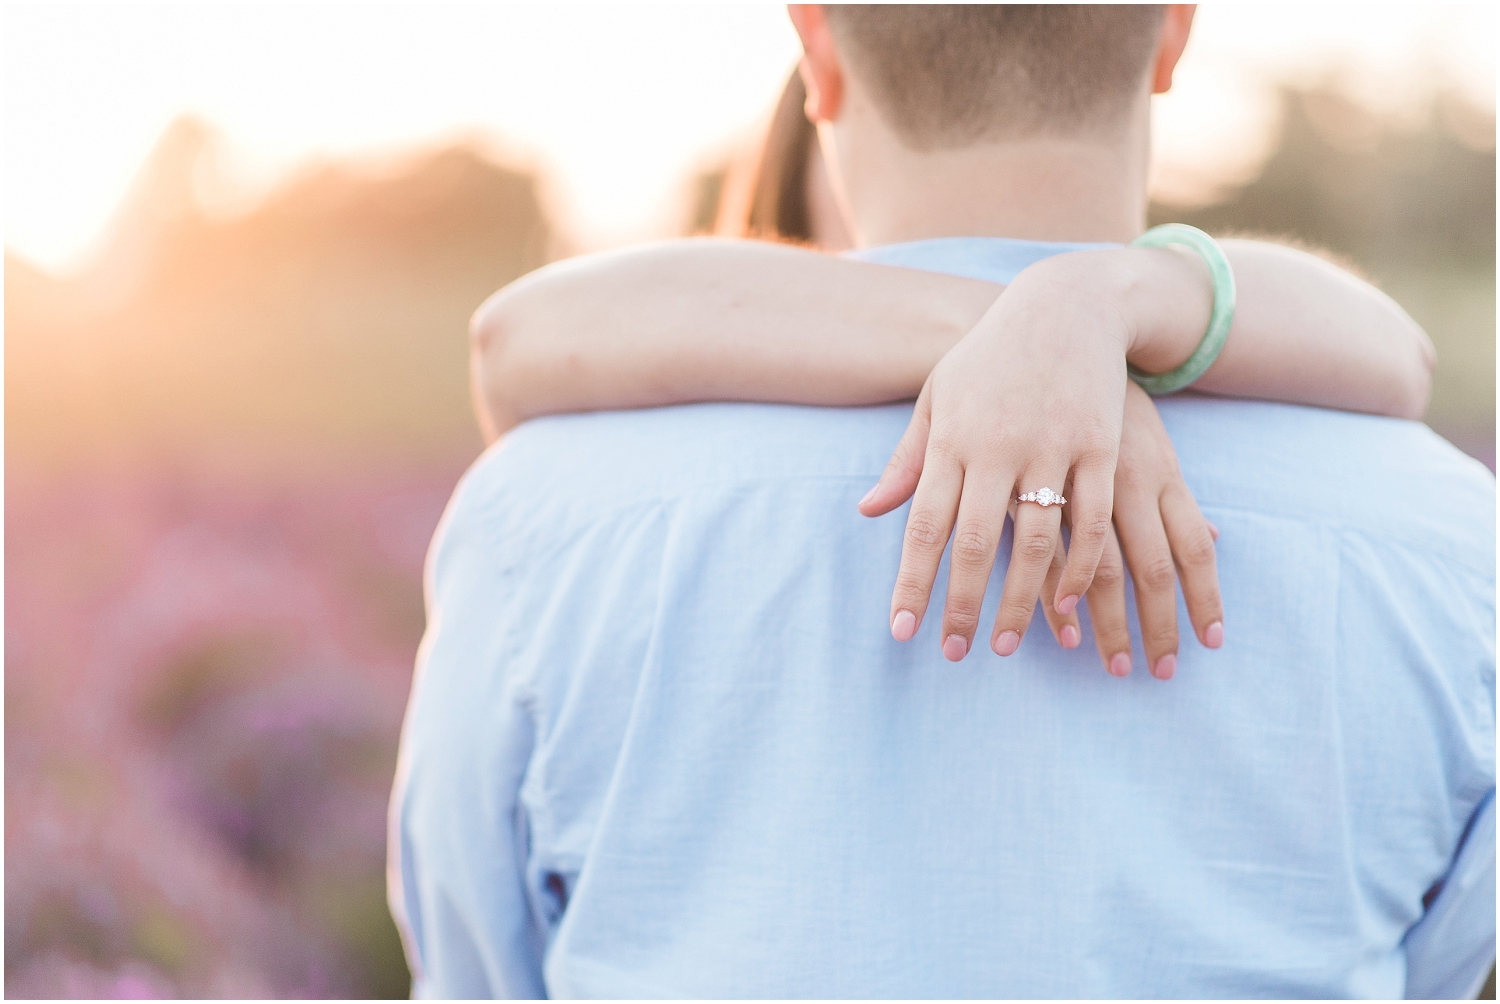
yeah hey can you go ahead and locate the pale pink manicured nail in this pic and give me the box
[1153,653,1177,680]
[943,635,969,662]
[1060,625,1081,649]
[859,484,880,507]
[1109,652,1132,677]
[1204,621,1224,649]
[1207,521,1220,541]
[1056,594,1080,616]
[993,630,1020,657]
[892,609,918,642]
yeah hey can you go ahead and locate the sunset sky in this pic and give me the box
[5,3,1494,273]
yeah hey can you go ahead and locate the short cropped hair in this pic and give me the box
[824,4,1166,149]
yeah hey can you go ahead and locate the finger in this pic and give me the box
[990,468,1065,657]
[888,445,963,644]
[1038,528,1082,650]
[939,474,1011,661]
[1086,526,1133,677]
[860,381,932,517]
[1113,494,1181,681]
[1053,455,1114,615]
[1162,487,1224,649]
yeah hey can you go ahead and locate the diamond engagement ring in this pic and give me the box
[1017,487,1066,507]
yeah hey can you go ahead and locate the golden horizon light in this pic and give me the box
[4,3,1494,274]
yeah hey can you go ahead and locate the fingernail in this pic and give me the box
[1060,624,1081,649]
[943,635,969,662]
[892,609,917,642]
[1056,594,1080,616]
[1204,621,1224,649]
[1207,520,1219,541]
[1108,652,1132,677]
[859,484,879,507]
[1153,653,1177,680]
[993,630,1020,657]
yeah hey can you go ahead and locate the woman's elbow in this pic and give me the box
[468,285,532,432]
[469,285,514,361]
[1390,322,1436,421]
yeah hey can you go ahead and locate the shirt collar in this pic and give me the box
[845,236,1121,286]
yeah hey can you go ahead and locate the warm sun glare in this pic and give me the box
[4,3,1494,274]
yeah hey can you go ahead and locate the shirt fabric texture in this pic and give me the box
[389,237,1497,999]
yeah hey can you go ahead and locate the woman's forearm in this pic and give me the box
[472,236,1433,439]
[1120,239,1433,419]
[470,239,994,436]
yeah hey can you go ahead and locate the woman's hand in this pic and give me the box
[858,253,1225,676]
[1015,386,1224,678]
[857,253,1131,662]
[1070,383,1223,679]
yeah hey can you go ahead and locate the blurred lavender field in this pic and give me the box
[6,468,446,996]
[6,131,549,996]
[5,85,1493,997]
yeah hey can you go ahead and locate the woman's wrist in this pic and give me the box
[1006,249,1187,367]
[1010,246,1224,388]
[1109,247,1216,376]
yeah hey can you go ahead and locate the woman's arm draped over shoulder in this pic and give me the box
[1128,239,1433,418]
[470,236,1433,440]
[469,239,995,437]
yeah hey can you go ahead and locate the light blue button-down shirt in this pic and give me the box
[390,238,1495,999]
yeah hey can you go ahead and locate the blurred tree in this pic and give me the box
[6,118,553,469]
[1152,85,1496,464]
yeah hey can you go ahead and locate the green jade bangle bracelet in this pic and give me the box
[1126,223,1237,396]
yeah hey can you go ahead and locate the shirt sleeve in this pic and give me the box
[1404,789,1496,1000]
[388,467,547,999]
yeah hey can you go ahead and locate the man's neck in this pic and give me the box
[831,129,1150,249]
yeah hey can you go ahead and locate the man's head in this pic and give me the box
[821,5,1168,149]
[787,4,1195,246]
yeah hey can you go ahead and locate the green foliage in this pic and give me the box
[1153,85,1496,459]
[306,877,412,999]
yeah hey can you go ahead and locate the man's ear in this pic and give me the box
[1150,4,1196,94]
[787,5,843,123]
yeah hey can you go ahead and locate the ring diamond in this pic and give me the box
[1017,487,1066,507]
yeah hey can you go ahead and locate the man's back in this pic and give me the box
[393,379,1493,997]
